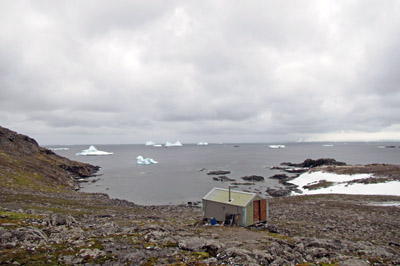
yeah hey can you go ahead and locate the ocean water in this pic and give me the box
[51,142,400,205]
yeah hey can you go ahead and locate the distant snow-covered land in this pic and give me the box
[291,171,400,196]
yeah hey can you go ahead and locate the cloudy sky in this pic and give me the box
[1,1,400,145]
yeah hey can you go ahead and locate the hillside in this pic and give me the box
[0,126,399,265]
[0,126,99,192]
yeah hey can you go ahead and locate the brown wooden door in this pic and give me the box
[260,199,266,221]
[253,200,260,222]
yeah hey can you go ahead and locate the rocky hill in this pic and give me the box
[0,126,99,191]
[1,126,399,265]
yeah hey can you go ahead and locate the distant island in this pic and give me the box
[0,126,399,265]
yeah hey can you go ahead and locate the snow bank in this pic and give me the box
[76,146,113,156]
[136,156,158,165]
[291,171,400,196]
[165,141,182,147]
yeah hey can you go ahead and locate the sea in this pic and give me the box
[49,142,400,205]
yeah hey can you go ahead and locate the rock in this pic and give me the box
[269,258,290,266]
[306,247,329,259]
[242,175,264,181]
[79,248,105,258]
[213,176,236,182]
[266,224,280,234]
[269,174,290,180]
[252,249,274,264]
[48,214,78,227]
[281,158,346,168]
[207,170,231,175]
[266,188,292,197]
[59,255,84,265]
[178,237,224,255]
[5,241,17,249]
[13,226,48,245]
[267,241,283,256]
[340,258,370,266]
[203,240,225,257]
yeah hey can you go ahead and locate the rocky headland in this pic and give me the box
[1,126,399,265]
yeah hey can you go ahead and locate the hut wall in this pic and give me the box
[202,200,244,226]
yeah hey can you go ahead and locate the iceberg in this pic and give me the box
[197,142,208,146]
[76,146,113,156]
[268,145,285,149]
[136,156,158,165]
[165,141,182,147]
[145,141,156,146]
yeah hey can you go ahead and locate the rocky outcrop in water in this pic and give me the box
[242,175,264,181]
[207,170,231,175]
[281,158,346,168]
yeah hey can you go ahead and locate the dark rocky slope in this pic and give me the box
[0,126,99,191]
[1,126,399,265]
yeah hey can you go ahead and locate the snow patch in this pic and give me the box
[291,171,400,196]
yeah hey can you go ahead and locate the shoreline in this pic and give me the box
[1,126,400,264]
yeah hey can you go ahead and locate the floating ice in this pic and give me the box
[76,146,113,156]
[153,144,162,147]
[197,142,208,146]
[268,145,285,149]
[136,156,158,165]
[145,141,156,146]
[49,147,69,151]
[165,141,182,147]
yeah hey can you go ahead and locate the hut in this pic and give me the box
[202,187,267,227]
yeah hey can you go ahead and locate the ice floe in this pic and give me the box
[165,141,182,147]
[197,142,208,146]
[145,141,156,146]
[76,146,113,156]
[268,145,285,149]
[136,156,158,165]
[291,171,400,196]
[49,147,69,151]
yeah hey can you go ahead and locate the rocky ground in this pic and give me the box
[1,188,399,265]
[1,126,400,265]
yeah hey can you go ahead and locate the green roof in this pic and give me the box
[203,187,258,207]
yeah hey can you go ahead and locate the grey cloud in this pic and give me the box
[1,1,400,144]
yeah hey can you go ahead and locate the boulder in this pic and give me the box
[48,214,77,227]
